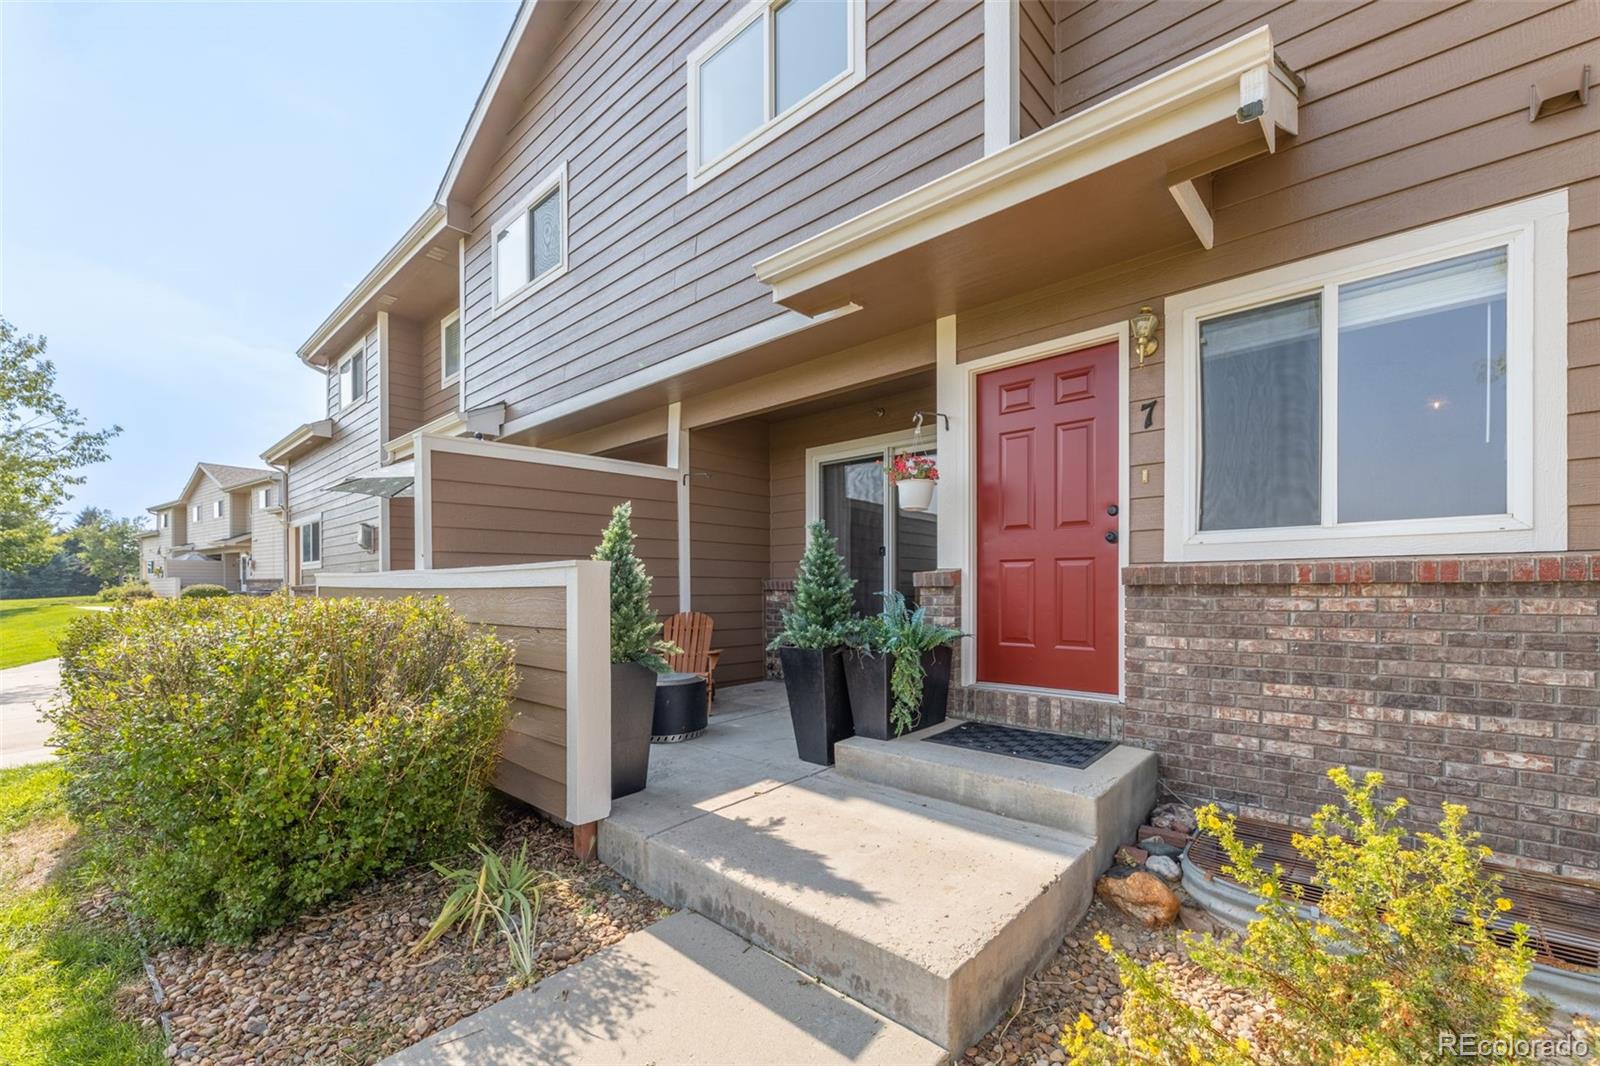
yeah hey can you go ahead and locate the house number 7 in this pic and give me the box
[1140,400,1157,429]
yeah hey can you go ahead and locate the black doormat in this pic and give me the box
[923,721,1115,769]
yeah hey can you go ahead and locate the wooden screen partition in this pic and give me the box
[315,561,612,828]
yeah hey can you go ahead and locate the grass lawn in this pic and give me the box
[0,763,162,1065]
[0,597,100,670]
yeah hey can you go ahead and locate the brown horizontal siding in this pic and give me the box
[428,448,678,614]
[387,316,424,440]
[1019,0,1057,136]
[459,0,984,426]
[690,421,771,686]
[318,581,570,818]
[961,0,1600,560]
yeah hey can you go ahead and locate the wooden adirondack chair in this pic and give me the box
[662,611,721,704]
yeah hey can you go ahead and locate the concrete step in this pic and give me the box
[384,911,945,1065]
[833,719,1158,876]
[601,751,1097,1052]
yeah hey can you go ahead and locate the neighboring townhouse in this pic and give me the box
[144,463,287,596]
[276,0,1598,880]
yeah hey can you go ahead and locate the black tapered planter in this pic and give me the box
[842,645,953,741]
[611,661,657,798]
[777,646,853,765]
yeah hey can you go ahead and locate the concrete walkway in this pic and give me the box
[0,658,60,769]
[384,912,943,1066]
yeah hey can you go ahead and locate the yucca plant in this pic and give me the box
[414,843,563,985]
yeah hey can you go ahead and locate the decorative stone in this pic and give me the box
[1149,802,1197,835]
[1138,836,1183,858]
[1114,844,1148,867]
[1145,855,1181,882]
[1178,904,1222,936]
[1094,871,1180,928]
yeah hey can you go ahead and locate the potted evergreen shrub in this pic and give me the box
[769,521,857,765]
[843,591,963,740]
[593,502,675,798]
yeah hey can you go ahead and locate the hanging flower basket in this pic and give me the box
[886,454,938,512]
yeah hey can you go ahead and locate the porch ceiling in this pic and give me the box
[753,27,1300,323]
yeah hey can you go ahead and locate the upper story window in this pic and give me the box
[492,163,567,314]
[190,504,200,523]
[161,512,170,529]
[256,486,276,509]
[687,0,866,187]
[441,311,462,385]
[337,343,367,409]
[212,499,224,519]
[1163,193,1568,561]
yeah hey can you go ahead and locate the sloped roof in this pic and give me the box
[197,462,278,489]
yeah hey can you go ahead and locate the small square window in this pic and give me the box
[492,164,568,312]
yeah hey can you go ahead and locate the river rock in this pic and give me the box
[1149,802,1197,835]
[1094,870,1180,928]
[1145,854,1181,883]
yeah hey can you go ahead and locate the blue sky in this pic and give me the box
[2,0,516,524]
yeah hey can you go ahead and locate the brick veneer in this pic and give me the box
[762,579,794,680]
[913,557,1600,882]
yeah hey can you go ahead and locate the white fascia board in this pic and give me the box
[296,204,461,366]
[753,26,1291,300]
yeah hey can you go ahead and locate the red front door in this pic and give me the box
[976,342,1120,694]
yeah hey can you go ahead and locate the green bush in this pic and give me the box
[1064,768,1547,1066]
[97,580,154,603]
[770,521,856,650]
[49,594,516,943]
[177,583,228,599]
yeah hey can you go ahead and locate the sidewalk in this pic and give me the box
[0,658,60,769]
[383,911,942,1066]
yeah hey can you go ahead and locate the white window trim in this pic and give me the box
[686,0,867,190]
[294,515,323,570]
[213,499,224,519]
[803,429,932,608]
[190,504,200,523]
[336,342,368,410]
[1163,191,1569,562]
[161,512,170,529]
[440,310,462,387]
[489,161,569,317]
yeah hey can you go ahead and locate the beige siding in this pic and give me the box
[958,0,1600,559]
[248,499,286,583]
[182,478,235,547]
[459,0,985,429]
[288,326,383,577]
[428,449,678,615]
[689,422,771,685]
[321,582,570,818]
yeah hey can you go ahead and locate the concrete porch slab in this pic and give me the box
[600,692,1098,1051]
[383,911,944,1066]
[834,721,1158,875]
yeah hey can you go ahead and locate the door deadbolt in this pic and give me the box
[1105,531,1118,543]
[1106,504,1119,516]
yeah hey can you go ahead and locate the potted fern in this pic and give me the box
[843,591,963,740]
[593,502,675,798]
[769,521,857,764]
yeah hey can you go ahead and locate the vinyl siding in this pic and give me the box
[459,0,985,427]
[288,326,383,576]
[388,307,460,440]
[689,421,771,685]
[427,449,679,615]
[1018,0,1059,137]
[248,500,286,583]
[182,479,236,547]
[956,0,1600,559]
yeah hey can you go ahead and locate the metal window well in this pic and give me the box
[923,721,1114,769]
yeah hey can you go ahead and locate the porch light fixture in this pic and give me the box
[1131,307,1159,365]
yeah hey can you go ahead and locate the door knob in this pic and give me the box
[1105,531,1118,543]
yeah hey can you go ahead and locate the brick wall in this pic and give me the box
[762,579,794,680]
[915,555,1600,883]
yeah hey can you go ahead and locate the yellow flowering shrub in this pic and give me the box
[1065,768,1549,1065]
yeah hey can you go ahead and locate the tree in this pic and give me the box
[770,521,857,649]
[591,501,673,671]
[1,318,120,572]
[71,509,146,585]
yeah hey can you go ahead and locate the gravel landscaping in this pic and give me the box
[121,812,666,1065]
[962,899,1276,1066]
